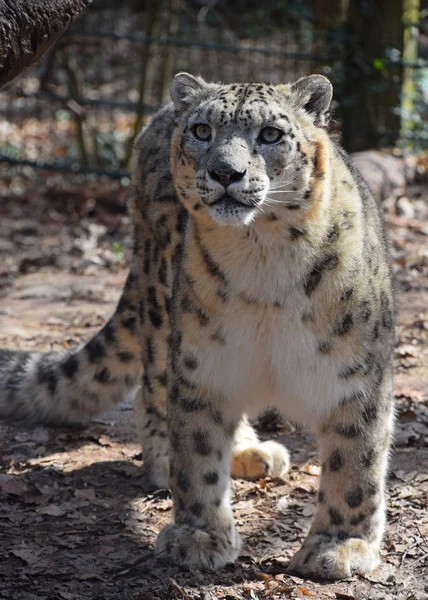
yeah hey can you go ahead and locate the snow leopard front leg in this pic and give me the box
[155,331,241,568]
[289,374,394,580]
[132,198,288,490]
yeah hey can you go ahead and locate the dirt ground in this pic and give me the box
[0,171,427,600]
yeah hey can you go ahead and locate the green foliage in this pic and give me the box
[373,59,385,71]
[112,241,125,264]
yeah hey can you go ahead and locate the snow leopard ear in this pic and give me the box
[170,72,209,111]
[290,75,333,127]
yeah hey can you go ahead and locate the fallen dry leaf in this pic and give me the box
[298,586,312,596]
[36,504,67,517]
[0,475,31,496]
[74,488,96,501]
[301,464,321,476]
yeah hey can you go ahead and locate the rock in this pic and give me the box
[351,150,407,201]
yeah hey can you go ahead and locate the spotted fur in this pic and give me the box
[0,73,394,581]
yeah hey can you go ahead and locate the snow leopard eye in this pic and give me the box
[259,127,283,144]
[192,124,212,141]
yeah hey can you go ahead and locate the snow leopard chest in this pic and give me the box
[192,285,360,427]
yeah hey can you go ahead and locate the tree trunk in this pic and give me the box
[341,0,404,151]
[400,0,421,142]
[0,0,92,88]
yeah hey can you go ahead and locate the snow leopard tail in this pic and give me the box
[0,268,141,425]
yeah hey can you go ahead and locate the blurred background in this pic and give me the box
[0,0,427,181]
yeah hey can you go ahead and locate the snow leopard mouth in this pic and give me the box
[210,194,255,211]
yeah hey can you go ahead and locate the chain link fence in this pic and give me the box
[0,0,426,179]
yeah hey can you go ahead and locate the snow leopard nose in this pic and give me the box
[208,167,246,188]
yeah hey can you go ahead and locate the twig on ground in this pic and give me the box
[169,578,192,599]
